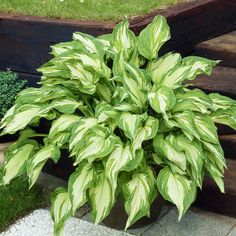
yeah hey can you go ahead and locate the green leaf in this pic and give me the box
[116,112,147,139]
[2,140,37,185]
[27,144,61,188]
[123,168,155,229]
[148,86,176,113]
[89,172,115,224]
[194,113,218,144]
[68,161,95,215]
[149,53,181,84]
[50,187,72,236]
[157,167,197,219]
[138,15,170,60]
[112,19,136,59]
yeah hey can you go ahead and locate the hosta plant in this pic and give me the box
[1,15,236,235]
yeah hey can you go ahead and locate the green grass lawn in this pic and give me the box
[0,0,185,21]
[0,174,49,232]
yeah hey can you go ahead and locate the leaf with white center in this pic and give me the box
[73,32,98,54]
[138,15,170,60]
[1,105,41,135]
[69,118,98,150]
[209,93,236,110]
[73,132,116,165]
[67,63,97,94]
[157,167,197,219]
[148,86,176,114]
[95,102,117,123]
[205,153,225,193]
[112,19,136,59]
[50,187,72,236]
[106,144,143,189]
[27,144,60,188]
[160,66,191,88]
[182,56,219,80]
[68,162,95,215]
[116,112,147,139]
[96,79,113,103]
[173,89,213,114]
[194,114,218,144]
[211,108,236,130]
[2,140,37,185]
[173,111,201,140]
[202,141,226,171]
[176,135,204,187]
[49,114,81,139]
[51,98,83,114]
[149,53,182,84]
[123,168,155,229]
[132,116,159,150]
[89,172,115,224]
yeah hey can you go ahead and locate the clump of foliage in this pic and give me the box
[0,70,27,118]
[0,15,236,236]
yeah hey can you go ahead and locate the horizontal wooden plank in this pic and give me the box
[195,31,236,68]
[195,159,236,217]
[220,135,236,160]
[17,71,40,87]
[190,66,236,99]
[0,0,235,74]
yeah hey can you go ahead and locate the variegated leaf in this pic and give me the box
[50,188,72,236]
[194,114,218,144]
[2,140,37,185]
[27,144,60,188]
[51,98,83,114]
[89,172,115,224]
[149,53,181,84]
[116,112,147,139]
[123,168,155,229]
[49,114,81,139]
[209,93,236,110]
[132,116,159,150]
[68,162,95,215]
[182,56,219,80]
[157,167,197,219]
[138,15,170,60]
[112,20,136,59]
[148,86,176,114]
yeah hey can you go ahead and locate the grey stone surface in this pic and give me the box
[227,225,236,236]
[0,209,131,236]
[142,207,236,236]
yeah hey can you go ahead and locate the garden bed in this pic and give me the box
[0,0,235,85]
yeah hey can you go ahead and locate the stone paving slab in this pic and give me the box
[0,209,131,236]
[142,207,236,236]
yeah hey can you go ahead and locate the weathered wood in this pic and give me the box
[0,0,235,75]
[17,72,40,87]
[195,31,236,68]
[220,135,236,159]
[195,159,236,217]
[190,66,236,99]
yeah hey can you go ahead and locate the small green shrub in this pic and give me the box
[0,15,236,236]
[0,71,27,118]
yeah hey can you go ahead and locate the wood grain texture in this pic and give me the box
[190,66,236,99]
[195,31,236,68]
[195,159,236,217]
[0,0,235,75]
